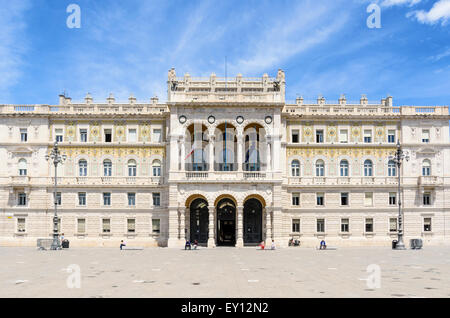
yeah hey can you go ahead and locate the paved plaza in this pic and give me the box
[1,246,449,298]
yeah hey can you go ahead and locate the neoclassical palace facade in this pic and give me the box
[1,69,449,247]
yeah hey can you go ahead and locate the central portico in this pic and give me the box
[166,68,285,248]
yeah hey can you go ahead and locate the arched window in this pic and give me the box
[422,159,431,176]
[316,159,325,177]
[388,160,396,177]
[291,160,300,177]
[79,160,87,176]
[128,159,137,177]
[245,148,260,171]
[18,159,27,176]
[152,160,161,177]
[103,160,112,177]
[364,159,373,177]
[340,160,349,177]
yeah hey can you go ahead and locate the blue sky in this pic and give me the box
[0,0,449,106]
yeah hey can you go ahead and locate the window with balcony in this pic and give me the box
[292,219,300,233]
[315,160,325,177]
[423,192,431,206]
[18,158,27,176]
[103,192,111,206]
[17,218,26,233]
[389,218,398,232]
[128,160,137,176]
[20,128,27,142]
[364,160,373,177]
[291,160,300,177]
[152,160,161,177]
[128,129,137,142]
[341,193,349,206]
[80,129,88,142]
[78,192,86,206]
[365,218,374,233]
[103,160,112,177]
[388,160,396,177]
[152,219,160,234]
[340,160,349,177]
[127,218,136,233]
[364,130,372,143]
[423,217,432,232]
[104,129,112,142]
[128,193,136,206]
[364,192,373,206]
[18,193,27,206]
[292,193,300,206]
[102,218,111,233]
[339,129,348,143]
[291,130,299,143]
[77,218,86,233]
[389,192,397,206]
[316,219,325,233]
[55,129,63,142]
[316,193,324,206]
[341,218,349,232]
[422,159,431,176]
[78,160,87,176]
[388,130,396,143]
[152,193,161,206]
[422,129,430,143]
[316,130,324,143]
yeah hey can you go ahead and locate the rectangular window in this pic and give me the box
[316,193,324,206]
[104,129,112,142]
[19,168,27,176]
[152,129,162,143]
[389,218,398,232]
[423,192,431,206]
[78,192,86,206]
[20,128,27,142]
[364,192,373,207]
[152,219,160,234]
[422,129,430,143]
[77,218,86,233]
[364,130,372,143]
[17,218,26,233]
[388,130,396,143]
[292,219,300,233]
[102,218,111,233]
[128,193,136,206]
[317,219,325,233]
[103,192,111,206]
[341,193,349,206]
[152,193,161,206]
[292,193,300,206]
[127,218,136,233]
[54,192,62,206]
[365,218,374,233]
[341,218,349,233]
[291,129,299,143]
[389,192,397,206]
[55,129,63,142]
[80,129,87,142]
[423,217,432,232]
[18,193,27,206]
[339,129,348,143]
[128,129,137,142]
[316,130,324,143]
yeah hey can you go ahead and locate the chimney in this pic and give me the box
[339,94,346,106]
[128,94,137,104]
[296,96,304,105]
[85,93,93,104]
[59,94,66,106]
[107,93,115,104]
[317,94,325,105]
[360,94,368,105]
[151,96,159,104]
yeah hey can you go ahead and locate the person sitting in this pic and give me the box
[271,240,276,250]
[193,239,198,250]
[185,240,191,250]
[319,240,327,250]
[120,240,126,250]
[259,241,265,250]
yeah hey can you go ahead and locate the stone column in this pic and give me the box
[180,140,185,171]
[265,207,273,246]
[266,140,272,172]
[236,206,244,247]
[169,135,179,172]
[208,135,215,172]
[167,207,180,247]
[179,207,186,241]
[185,207,190,241]
[207,206,215,247]
[272,208,283,247]
[237,134,243,172]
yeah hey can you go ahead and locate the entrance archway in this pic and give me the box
[189,198,209,244]
[216,198,236,246]
[243,198,263,245]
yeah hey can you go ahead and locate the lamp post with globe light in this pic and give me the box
[45,141,67,250]
[388,140,409,250]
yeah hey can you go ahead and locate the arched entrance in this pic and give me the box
[189,198,209,244]
[216,198,236,246]
[243,198,263,245]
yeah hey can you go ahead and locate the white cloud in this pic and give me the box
[380,0,421,7]
[407,0,450,25]
[429,48,450,61]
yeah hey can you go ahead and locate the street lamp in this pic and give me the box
[388,140,409,250]
[45,141,67,250]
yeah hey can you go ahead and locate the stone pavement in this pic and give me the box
[1,246,449,298]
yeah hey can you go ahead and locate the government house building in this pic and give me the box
[1,69,449,248]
